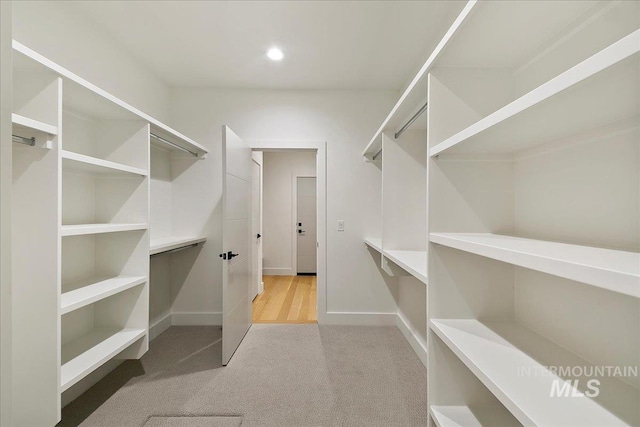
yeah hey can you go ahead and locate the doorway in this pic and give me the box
[251,149,319,324]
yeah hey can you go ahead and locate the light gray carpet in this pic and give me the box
[58,324,427,427]
[142,416,243,427]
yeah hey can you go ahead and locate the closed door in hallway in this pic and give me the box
[296,177,317,274]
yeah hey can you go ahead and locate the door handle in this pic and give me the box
[219,251,239,260]
[257,233,262,239]
[298,230,305,234]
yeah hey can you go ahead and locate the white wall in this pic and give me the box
[262,151,316,275]
[168,88,400,321]
[1,1,12,424]
[12,1,171,122]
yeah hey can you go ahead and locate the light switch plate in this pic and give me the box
[337,220,344,231]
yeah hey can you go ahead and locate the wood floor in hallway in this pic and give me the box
[253,275,317,323]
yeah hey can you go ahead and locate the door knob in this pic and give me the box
[257,233,262,239]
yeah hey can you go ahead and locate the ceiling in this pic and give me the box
[68,1,462,90]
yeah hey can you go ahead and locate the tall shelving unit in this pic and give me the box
[426,1,639,426]
[364,1,639,426]
[10,41,209,426]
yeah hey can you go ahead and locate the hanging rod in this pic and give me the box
[12,134,36,146]
[372,148,383,160]
[150,133,199,157]
[394,102,428,139]
[150,242,202,258]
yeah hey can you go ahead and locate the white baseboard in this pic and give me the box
[396,311,428,369]
[262,268,295,276]
[322,311,397,326]
[171,311,223,326]
[149,313,172,341]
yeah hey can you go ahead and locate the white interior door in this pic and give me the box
[296,177,317,274]
[251,158,262,300]
[222,125,252,366]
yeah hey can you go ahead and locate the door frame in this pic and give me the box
[292,175,317,275]
[251,153,264,296]
[248,140,327,324]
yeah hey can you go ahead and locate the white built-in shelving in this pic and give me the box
[11,38,208,427]
[362,1,639,426]
[430,319,639,426]
[424,1,640,426]
[12,112,58,136]
[383,250,427,285]
[61,276,147,315]
[61,223,148,237]
[150,236,207,256]
[62,150,148,176]
[364,237,383,253]
[430,30,640,157]
[430,233,640,298]
[60,328,146,392]
[430,405,520,427]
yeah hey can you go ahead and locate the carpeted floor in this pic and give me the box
[58,324,427,427]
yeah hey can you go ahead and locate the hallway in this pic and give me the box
[252,275,317,324]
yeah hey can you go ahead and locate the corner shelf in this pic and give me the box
[150,236,206,256]
[61,223,148,237]
[62,150,147,176]
[382,249,427,284]
[61,276,147,315]
[364,237,383,253]
[430,405,520,427]
[430,233,639,298]
[430,30,640,157]
[60,328,146,392]
[430,319,638,427]
[12,113,58,135]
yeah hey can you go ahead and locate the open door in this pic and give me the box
[221,125,253,365]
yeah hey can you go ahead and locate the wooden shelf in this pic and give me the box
[61,276,146,315]
[150,236,206,256]
[430,405,520,427]
[12,113,58,135]
[61,328,145,392]
[382,249,427,284]
[61,223,148,237]
[430,233,639,298]
[430,31,640,157]
[430,319,639,427]
[364,238,383,253]
[62,150,147,176]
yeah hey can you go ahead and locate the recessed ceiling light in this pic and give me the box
[267,48,285,61]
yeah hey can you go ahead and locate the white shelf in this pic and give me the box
[362,1,476,160]
[61,328,145,392]
[61,223,148,237]
[430,233,640,298]
[12,113,58,135]
[62,150,147,176]
[150,236,206,256]
[430,30,640,157]
[430,406,520,427]
[364,237,383,253]
[430,319,639,427]
[382,249,427,284]
[61,276,146,315]
[13,40,208,158]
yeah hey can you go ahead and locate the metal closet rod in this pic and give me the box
[12,134,36,146]
[150,242,201,258]
[150,132,199,157]
[394,102,428,139]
